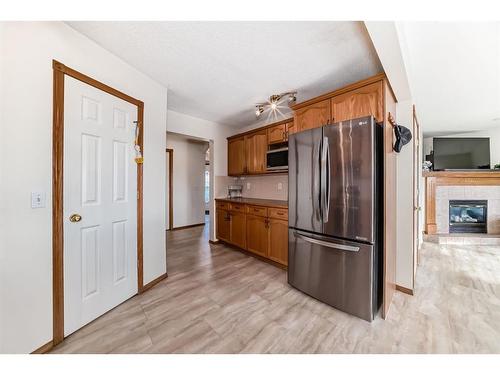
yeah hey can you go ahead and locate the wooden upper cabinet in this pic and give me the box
[330,81,383,123]
[245,130,267,174]
[267,123,287,144]
[230,211,246,249]
[268,218,288,266]
[286,121,297,137]
[293,99,331,133]
[228,136,246,176]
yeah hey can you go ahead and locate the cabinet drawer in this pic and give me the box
[246,205,268,217]
[216,201,229,210]
[230,203,246,212]
[268,207,288,220]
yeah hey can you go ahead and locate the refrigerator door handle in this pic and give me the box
[313,138,322,220]
[293,231,360,252]
[324,137,330,222]
[320,136,329,223]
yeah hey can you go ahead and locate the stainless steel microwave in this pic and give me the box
[266,147,288,170]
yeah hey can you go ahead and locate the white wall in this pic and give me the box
[0,22,167,353]
[166,133,207,228]
[395,99,416,291]
[166,110,233,241]
[423,127,500,167]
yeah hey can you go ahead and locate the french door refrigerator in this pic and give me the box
[288,116,382,321]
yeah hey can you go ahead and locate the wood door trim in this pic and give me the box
[31,340,54,354]
[171,222,205,231]
[141,273,168,293]
[396,284,414,296]
[166,148,173,230]
[412,105,420,285]
[52,60,144,346]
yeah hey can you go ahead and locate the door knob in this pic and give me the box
[69,214,82,222]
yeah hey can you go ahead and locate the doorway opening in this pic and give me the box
[165,132,210,231]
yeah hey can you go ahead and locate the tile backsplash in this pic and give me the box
[215,175,288,201]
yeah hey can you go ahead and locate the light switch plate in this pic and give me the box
[277,183,283,191]
[31,191,46,209]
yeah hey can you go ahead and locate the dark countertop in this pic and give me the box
[215,197,288,208]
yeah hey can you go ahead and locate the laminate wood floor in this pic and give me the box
[51,223,500,353]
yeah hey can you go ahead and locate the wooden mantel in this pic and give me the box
[423,171,500,234]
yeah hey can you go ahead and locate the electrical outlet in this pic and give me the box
[277,182,283,191]
[31,191,46,208]
[246,182,251,190]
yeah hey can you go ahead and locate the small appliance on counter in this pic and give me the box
[227,185,243,199]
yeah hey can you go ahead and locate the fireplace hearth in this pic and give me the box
[449,200,488,233]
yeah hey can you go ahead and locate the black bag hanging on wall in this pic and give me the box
[393,124,412,153]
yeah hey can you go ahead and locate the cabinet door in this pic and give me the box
[268,218,288,266]
[216,209,230,242]
[245,130,267,174]
[267,124,286,144]
[246,214,269,257]
[286,121,297,137]
[330,82,383,123]
[293,99,331,133]
[230,211,246,249]
[228,137,246,176]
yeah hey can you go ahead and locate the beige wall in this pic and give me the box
[395,99,416,291]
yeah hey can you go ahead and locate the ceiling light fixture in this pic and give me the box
[254,91,297,118]
[255,105,264,116]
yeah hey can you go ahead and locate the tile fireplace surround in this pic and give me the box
[423,171,500,235]
[436,186,500,234]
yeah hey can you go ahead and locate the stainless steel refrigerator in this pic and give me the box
[288,116,382,321]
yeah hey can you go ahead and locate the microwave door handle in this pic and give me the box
[294,231,359,252]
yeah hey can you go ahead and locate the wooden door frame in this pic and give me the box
[166,148,173,230]
[52,60,144,346]
[412,105,421,272]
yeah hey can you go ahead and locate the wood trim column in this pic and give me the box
[425,176,437,234]
[52,63,65,345]
[137,102,144,292]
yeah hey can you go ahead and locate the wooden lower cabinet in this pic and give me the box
[215,201,288,267]
[216,209,230,242]
[229,211,246,249]
[246,214,269,257]
[268,218,288,265]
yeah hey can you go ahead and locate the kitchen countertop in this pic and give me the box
[215,197,288,208]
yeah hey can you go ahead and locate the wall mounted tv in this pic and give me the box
[433,137,490,170]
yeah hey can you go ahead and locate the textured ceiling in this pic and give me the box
[67,21,382,127]
[398,22,500,136]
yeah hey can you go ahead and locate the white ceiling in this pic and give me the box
[67,21,382,128]
[398,22,500,136]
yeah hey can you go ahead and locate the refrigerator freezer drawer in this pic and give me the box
[288,229,376,321]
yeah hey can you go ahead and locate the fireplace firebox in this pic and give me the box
[449,200,487,233]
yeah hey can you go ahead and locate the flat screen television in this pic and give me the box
[433,137,490,170]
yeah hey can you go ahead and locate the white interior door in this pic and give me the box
[64,76,138,336]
